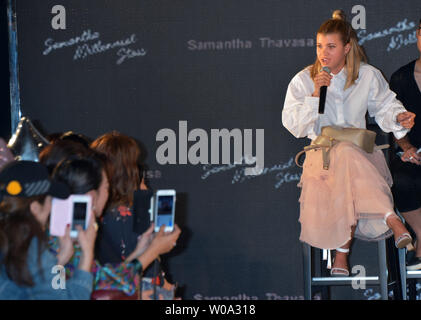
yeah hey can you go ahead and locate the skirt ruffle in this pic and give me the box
[298,141,394,249]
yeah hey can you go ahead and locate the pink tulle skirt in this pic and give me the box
[298,141,394,249]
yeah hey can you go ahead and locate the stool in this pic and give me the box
[398,247,421,299]
[302,238,401,300]
[393,212,421,300]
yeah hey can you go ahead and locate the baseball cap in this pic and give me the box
[0,160,70,202]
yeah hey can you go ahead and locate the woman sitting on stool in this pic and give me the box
[282,11,415,276]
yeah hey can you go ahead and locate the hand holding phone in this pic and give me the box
[397,147,421,156]
[57,224,74,266]
[76,212,97,259]
[153,190,176,233]
[397,147,421,165]
[152,224,181,254]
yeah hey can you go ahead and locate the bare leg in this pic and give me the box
[332,225,356,273]
[401,207,421,257]
[385,213,412,248]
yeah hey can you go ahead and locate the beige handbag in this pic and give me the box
[295,126,389,170]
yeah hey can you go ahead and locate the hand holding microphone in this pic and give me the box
[312,66,332,114]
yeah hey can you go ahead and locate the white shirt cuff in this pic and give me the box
[391,109,410,139]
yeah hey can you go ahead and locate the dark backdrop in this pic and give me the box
[9,0,421,299]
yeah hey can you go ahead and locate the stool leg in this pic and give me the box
[386,237,403,300]
[378,239,388,300]
[398,248,407,300]
[408,279,417,300]
[302,242,312,300]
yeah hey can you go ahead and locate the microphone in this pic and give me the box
[318,66,331,114]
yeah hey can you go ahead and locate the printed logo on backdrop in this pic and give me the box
[194,288,418,300]
[364,285,421,300]
[186,5,367,52]
[186,6,418,53]
[358,18,418,51]
[46,5,146,64]
[43,29,147,65]
[193,292,321,300]
[187,37,314,51]
[155,121,301,189]
[200,156,301,190]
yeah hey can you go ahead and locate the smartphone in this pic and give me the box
[153,190,176,232]
[50,195,92,238]
[397,147,421,158]
[50,197,72,237]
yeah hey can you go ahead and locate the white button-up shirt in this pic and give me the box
[282,63,409,140]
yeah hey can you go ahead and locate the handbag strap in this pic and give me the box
[295,141,389,169]
[295,137,336,169]
[374,144,389,150]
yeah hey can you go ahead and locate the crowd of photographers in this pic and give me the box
[0,131,181,300]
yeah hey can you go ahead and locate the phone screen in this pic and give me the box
[72,202,87,231]
[156,195,174,229]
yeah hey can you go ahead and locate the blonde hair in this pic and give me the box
[310,10,367,89]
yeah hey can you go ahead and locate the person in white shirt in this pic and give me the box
[282,11,416,276]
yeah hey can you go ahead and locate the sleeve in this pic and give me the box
[92,260,142,296]
[28,239,93,300]
[367,68,409,139]
[282,73,320,139]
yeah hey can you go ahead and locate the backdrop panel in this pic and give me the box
[12,0,420,299]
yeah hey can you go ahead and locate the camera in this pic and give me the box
[50,195,92,238]
[132,189,176,234]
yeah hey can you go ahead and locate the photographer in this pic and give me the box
[50,155,181,299]
[91,131,179,299]
[0,161,96,299]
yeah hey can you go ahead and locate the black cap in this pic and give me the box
[0,160,70,201]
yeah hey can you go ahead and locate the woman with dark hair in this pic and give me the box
[90,132,143,262]
[282,11,415,276]
[91,131,178,299]
[91,131,142,210]
[50,155,180,299]
[0,161,96,299]
[389,19,421,270]
[52,156,109,219]
[39,136,93,175]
